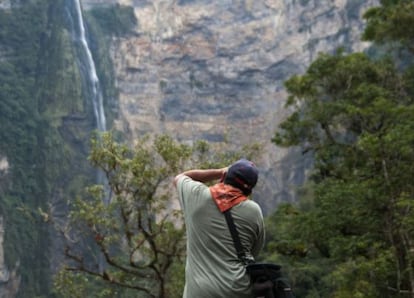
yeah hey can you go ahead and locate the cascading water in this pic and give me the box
[66,0,109,195]
[68,0,106,133]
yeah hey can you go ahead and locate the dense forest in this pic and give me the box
[0,0,413,297]
[266,1,414,297]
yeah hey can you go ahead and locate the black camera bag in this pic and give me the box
[223,210,295,298]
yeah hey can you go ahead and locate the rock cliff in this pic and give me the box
[84,0,379,212]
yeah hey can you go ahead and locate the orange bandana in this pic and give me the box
[209,183,248,213]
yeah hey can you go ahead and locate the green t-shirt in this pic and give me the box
[177,176,265,298]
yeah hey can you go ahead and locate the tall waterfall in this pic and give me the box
[70,0,106,132]
[66,0,110,207]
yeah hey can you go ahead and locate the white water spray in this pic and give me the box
[73,0,106,132]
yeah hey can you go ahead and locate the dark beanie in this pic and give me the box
[224,159,259,195]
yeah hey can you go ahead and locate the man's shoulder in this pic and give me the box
[235,199,263,218]
[242,199,261,210]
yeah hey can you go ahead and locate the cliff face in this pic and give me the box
[84,0,378,211]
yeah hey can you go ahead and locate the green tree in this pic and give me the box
[53,132,261,297]
[266,1,414,296]
[363,0,414,52]
[53,133,189,298]
[269,48,414,297]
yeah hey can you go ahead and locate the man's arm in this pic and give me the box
[173,168,227,187]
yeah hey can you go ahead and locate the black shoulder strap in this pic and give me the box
[223,209,253,264]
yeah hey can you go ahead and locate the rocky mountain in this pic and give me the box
[85,0,378,211]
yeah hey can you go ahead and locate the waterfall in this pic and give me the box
[70,0,106,132]
[66,0,111,207]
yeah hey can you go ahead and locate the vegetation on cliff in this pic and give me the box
[0,1,62,296]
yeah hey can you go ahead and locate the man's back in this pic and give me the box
[177,176,264,298]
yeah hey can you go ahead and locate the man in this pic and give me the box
[174,159,265,298]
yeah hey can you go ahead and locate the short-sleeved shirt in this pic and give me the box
[177,175,265,298]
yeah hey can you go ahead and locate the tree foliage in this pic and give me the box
[87,4,137,37]
[53,133,188,298]
[268,1,414,296]
[363,0,414,52]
